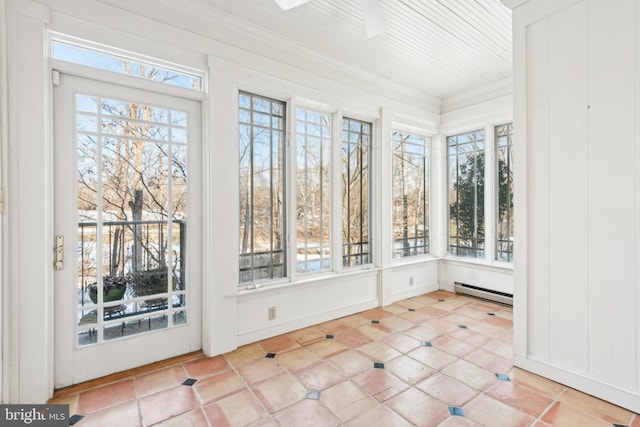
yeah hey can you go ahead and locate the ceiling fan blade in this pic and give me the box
[361,0,385,38]
[275,0,312,11]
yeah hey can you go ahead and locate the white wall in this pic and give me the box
[510,0,640,413]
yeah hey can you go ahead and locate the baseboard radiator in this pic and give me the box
[453,282,513,306]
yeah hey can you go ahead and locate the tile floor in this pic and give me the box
[50,291,640,427]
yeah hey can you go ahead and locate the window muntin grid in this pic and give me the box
[448,129,485,258]
[239,92,287,284]
[75,94,189,346]
[392,131,430,259]
[495,123,514,262]
[342,117,371,267]
[52,40,203,91]
[295,108,331,273]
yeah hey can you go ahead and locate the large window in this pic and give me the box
[392,131,429,259]
[296,108,331,273]
[495,123,514,262]
[239,92,286,284]
[448,129,485,258]
[342,117,371,267]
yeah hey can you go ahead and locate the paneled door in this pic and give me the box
[53,73,202,387]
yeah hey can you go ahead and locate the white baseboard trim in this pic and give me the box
[390,284,439,304]
[514,354,640,414]
[236,299,379,346]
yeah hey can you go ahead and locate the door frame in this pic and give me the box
[51,64,206,388]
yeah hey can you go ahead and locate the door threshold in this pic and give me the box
[52,350,205,398]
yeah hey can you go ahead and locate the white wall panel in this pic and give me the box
[512,0,640,412]
[525,17,550,360]
[547,1,589,371]
[587,0,638,388]
[441,261,513,295]
[390,260,439,301]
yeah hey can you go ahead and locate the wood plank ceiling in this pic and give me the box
[193,0,512,100]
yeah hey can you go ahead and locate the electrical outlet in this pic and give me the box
[268,306,276,320]
[409,276,414,286]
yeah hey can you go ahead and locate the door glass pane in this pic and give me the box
[76,94,188,346]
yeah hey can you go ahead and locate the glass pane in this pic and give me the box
[75,93,189,346]
[53,41,203,90]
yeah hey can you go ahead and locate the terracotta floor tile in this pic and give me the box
[345,404,413,427]
[453,306,494,320]
[203,389,267,427]
[468,302,503,312]
[410,295,439,305]
[246,419,279,427]
[139,386,199,426]
[77,379,137,414]
[541,402,612,427]
[75,400,141,427]
[439,313,479,328]
[485,380,554,418]
[359,308,395,320]
[417,305,449,318]
[358,324,393,340]
[320,380,377,422]
[416,373,478,406]
[483,316,513,328]
[316,319,352,334]
[152,408,209,427]
[404,325,443,342]
[407,346,458,370]
[352,368,409,401]
[223,343,265,368]
[483,338,514,359]
[379,316,416,331]
[238,358,285,385]
[307,338,349,359]
[631,414,640,427]
[47,393,79,416]
[442,359,497,391]
[336,328,374,348]
[423,318,461,334]
[356,341,402,362]
[385,355,435,385]
[437,416,484,426]
[386,387,450,427]
[432,335,476,357]
[383,303,415,314]
[184,356,229,378]
[275,347,321,371]
[194,370,245,404]
[471,321,503,337]
[294,361,345,390]
[273,398,341,427]
[449,328,493,347]
[557,387,633,424]
[260,334,300,353]
[463,348,513,374]
[288,327,326,346]
[508,367,565,398]
[394,299,426,310]
[340,314,371,329]
[381,333,421,353]
[398,310,433,323]
[327,350,374,377]
[136,365,187,397]
[463,394,534,427]
[252,373,307,413]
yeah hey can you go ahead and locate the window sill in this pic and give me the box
[391,255,440,268]
[227,266,380,298]
[442,255,514,271]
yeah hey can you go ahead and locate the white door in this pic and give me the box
[53,73,202,388]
